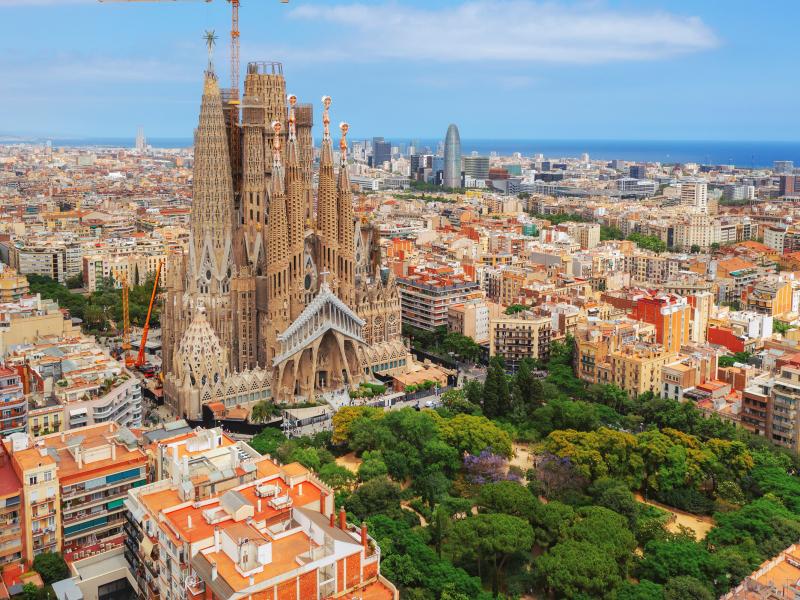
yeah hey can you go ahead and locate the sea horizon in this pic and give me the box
[2,136,799,168]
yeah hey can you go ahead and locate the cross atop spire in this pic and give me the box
[287,94,297,142]
[321,96,332,142]
[271,120,282,158]
[339,122,349,164]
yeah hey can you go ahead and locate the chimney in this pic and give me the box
[76,449,82,469]
[111,443,116,460]
[214,527,220,552]
[257,499,262,513]
[298,483,303,496]
[329,513,335,528]
[248,576,254,587]
[210,562,217,581]
[319,491,327,515]
[172,445,178,462]
[360,522,368,552]
[187,514,192,529]
[338,507,346,530]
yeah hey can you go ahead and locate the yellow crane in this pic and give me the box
[98,0,289,99]
[121,274,134,369]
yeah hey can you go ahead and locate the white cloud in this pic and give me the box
[288,1,718,64]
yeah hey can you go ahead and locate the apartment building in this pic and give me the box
[681,181,708,213]
[0,293,78,356]
[0,447,22,567]
[674,214,716,250]
[0,266,29,302]
[574,319,657,386]
[6,336,143,432]
[743,280,793,317]
[447,296,490,343]
[124,427,397,600]
[741,373,774,439]
[82,251,164,292]
[629,292,691,354]
[0,367,27,437]
[610,342,676,398]
[4,432,60,562]
[489,311,552,371]
[4,239,83,285]
[397,273,479,331]
[1,423,148,565]
[769,365,800,452]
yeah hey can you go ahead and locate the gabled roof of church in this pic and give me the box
[273,282,365,366]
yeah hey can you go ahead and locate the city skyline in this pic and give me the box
[1,0,799,141]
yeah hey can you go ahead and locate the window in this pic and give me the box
[28,475,37,486]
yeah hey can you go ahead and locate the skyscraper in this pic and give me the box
[371,136,391,169]
[443,124,461,189]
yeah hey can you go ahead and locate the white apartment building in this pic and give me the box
[681,181,709,214]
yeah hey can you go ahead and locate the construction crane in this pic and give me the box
[135,260,164,368]
[121,274,134,369]
[98,0,289,99]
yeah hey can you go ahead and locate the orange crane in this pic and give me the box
[98,0,289,100]
[135,260,164,368]
[121,274,134,368]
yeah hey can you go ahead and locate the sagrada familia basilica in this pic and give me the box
[162,54,410,420]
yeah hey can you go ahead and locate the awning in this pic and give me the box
[140,536,153,556]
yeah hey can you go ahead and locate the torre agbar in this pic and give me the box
[162,61,410,420]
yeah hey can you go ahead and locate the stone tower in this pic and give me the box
[285,96,306,321]
[187,70,235,364]
[265,122,290,364]
[317,97,338,288]
[336,123,356,307]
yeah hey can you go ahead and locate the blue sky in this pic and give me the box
[1,0,798,141]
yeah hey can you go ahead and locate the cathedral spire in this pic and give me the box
[285,94,305,319]
[266,119,290,362]
[317,95,338,289]
[336,121,356,306]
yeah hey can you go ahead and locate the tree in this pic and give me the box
[441,388,481,415]
[530,499,575,549]
[345,477,403,520]
[32,551,70,584]
[600,225,624,241]
[615,580,665,600]
[663,576,713,600]
[449,514,533,596]
[65,273,84,289]
[690,244,701,254]
[482,356,510,418]
[332,405,381,445]
[318,463,356,490]
[627,233,667,253]
[22,583,39,600]
[476,481,537,519]
[248,427,286,455]
[429,504,451,558]
[250,400,278,423]
[566,506,636,569]
[512,357,543,412]
[438,414,513,458]
[358,451,389,481]
[463,451,509,485]
[537,540,622,599]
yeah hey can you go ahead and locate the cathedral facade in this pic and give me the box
[162,61,409,420]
